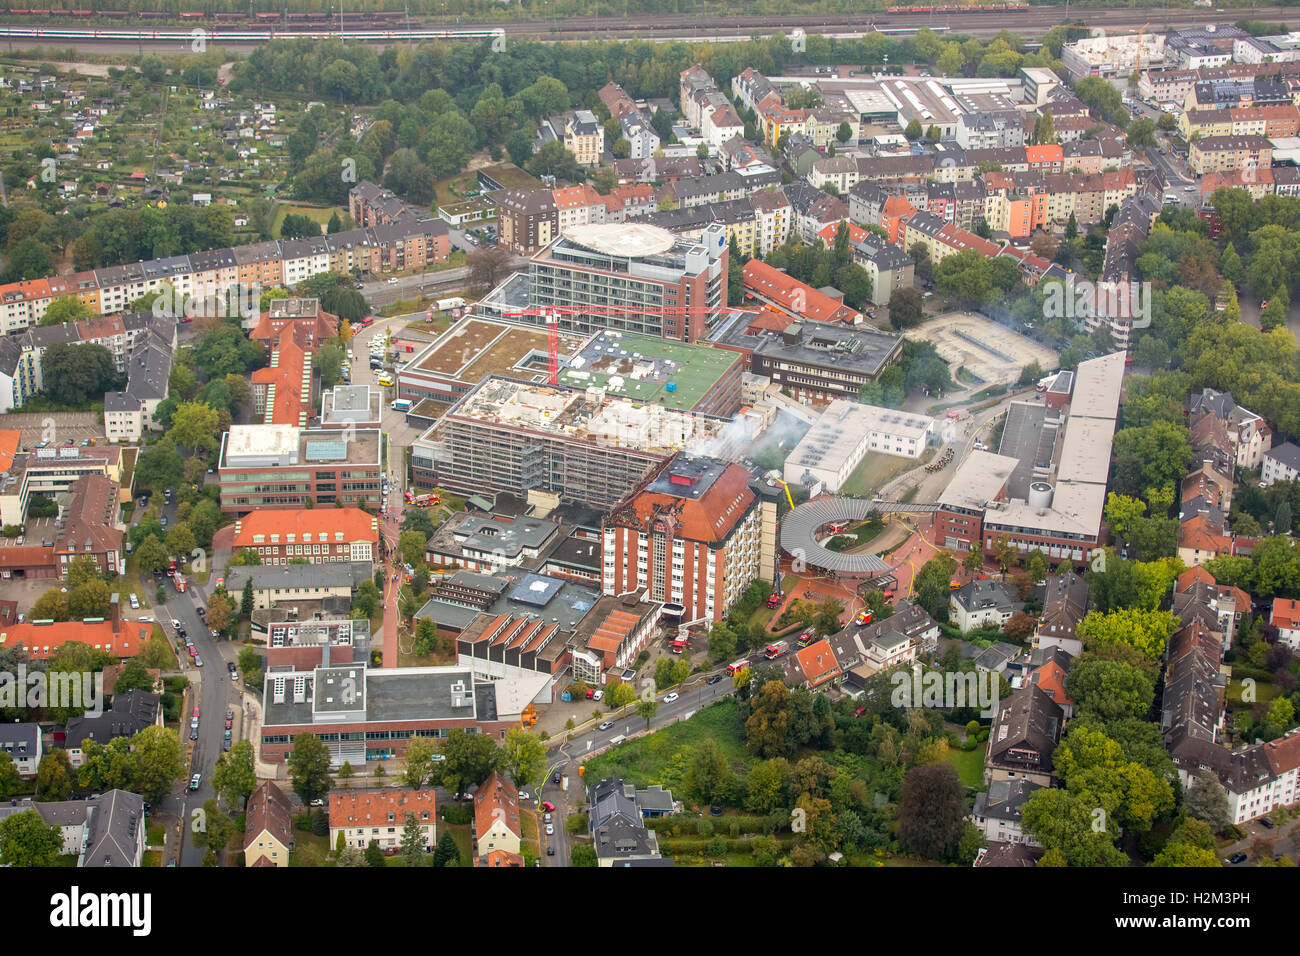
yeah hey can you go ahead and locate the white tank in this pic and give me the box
[1028,482,1054,509]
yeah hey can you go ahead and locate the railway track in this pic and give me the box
[0,6,1288,45]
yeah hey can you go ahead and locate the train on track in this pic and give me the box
[884,3,1030,11]
[0,8,410,26]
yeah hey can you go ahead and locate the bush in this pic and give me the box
[696,819,714,837]
[706,837,728,857]
[442,804,473,826]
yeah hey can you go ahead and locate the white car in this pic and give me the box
[663,693,679,704]
[387,277,399,284]
[545,824,554,835]
[129,593,139,609]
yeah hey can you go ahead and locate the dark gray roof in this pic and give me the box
[64,690,159,748]
[1266,441,1300,472]
[81,788,144,867]
[0,721,39,756]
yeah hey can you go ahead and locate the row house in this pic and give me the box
[1190,133,1274,172]
[598,81,638,120]
[749,187,793,255]
[730,67,778,115]
[602,184,656,224]
[806,155,858,194]
[805,107,859,149]
[553,184,607,232]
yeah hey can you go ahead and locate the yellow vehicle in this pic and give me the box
[376,373,395,387]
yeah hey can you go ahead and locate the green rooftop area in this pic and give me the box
[557,330,739,411]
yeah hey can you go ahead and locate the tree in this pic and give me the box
[1031,111,1057,146]
[133,725,184,804]
[636,699,658,730]
[904,118,923,140]
[207,590,237,636]
[1021,787,1126,866]
[913,551,959,619]
[683,737,733,805]
[213,740,257,810]
[1065,657,1155,722]
[502,729,546,787]
[401,812,426,866]
[1152,843,1222,867]
[432,830,461,867]
[135,444,184,491]
[1077,608,1179,660]
[194,797,236,856]
[888,287,925,330]
[35,750,74,801]
[0,810,62,866]
[287,733,334,806]
[365,839,386,867]
[836,121,852,144]
[241,579,255,618]
[896,763,968,861]
[0,752,20,801]
[168,401,221,455]
[40,342,120,406]
[1126,117,1157,148]
[39,294,92,326]
[1181,774,1229,834]
[402,737,439,790]
[336,844,365,866]
[437,728,503,799]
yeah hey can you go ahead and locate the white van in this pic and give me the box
[391,399,412,412]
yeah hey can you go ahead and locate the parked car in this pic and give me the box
[545,823,554,835]
[189,773,201,791]
[541,801,555,813]
[547,846,555,856]
[1229,852,1248,864]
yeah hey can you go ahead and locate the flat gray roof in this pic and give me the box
[938,451,1020,512]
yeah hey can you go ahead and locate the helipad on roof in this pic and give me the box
[565,223,676,258]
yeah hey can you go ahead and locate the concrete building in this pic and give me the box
[217,423,383,512]
[413,376,730,510]
[525,223,728,344]
[746,319,903,405]
[261,662,535,765]
[784,401,935,493]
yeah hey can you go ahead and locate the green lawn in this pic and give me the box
[288,829,332,867]
[945,745,987,790]
[444,821,474,867]
[841,451,924,497]
[1227,678,1280,705]
[581,698,750,787]
[272,203,341,235]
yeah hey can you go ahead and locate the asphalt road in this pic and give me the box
[536,671,738,864]
[128,493,245,866]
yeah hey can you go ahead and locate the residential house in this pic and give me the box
[329,789,436,852]
[243,781,295,867]
[985,684,1064,788]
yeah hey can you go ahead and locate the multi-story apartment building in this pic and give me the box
[1189,134,1274,173]
[602,454,764,623]
[496,188,558,256]
[329,790,437,852]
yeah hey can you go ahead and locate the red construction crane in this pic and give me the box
[546,310,559,385]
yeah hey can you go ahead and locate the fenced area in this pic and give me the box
[905,311,1059,386]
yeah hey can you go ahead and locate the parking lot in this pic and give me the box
[0,411,105,450]
[905,311,1060,386]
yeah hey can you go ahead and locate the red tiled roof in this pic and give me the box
[0,618,150,659]
[329,789,436,829]
[618,460,757,544]
[742,260,860,325]
[795,639,841,688]
[231,508,379,548]
[1273,598,1300,632]
[473,770,521,841]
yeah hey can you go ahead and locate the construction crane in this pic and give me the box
[546,309,559,385]
[1135,21,1150,76]
[764,470,796,509]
